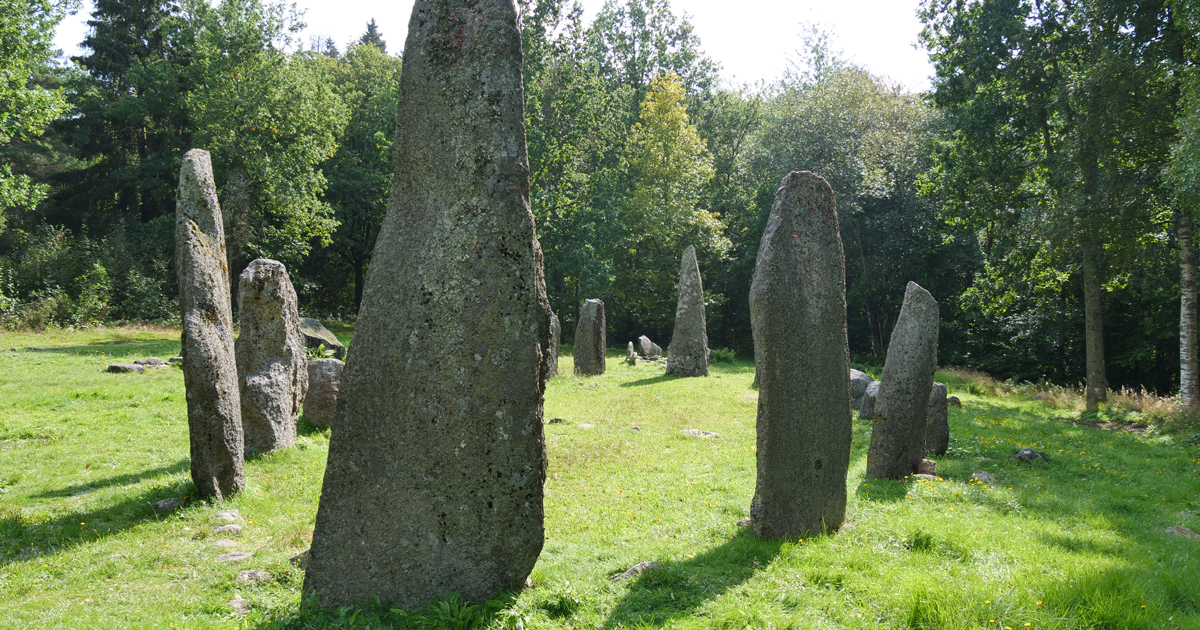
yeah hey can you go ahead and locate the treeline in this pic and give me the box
[2,0,1200,399]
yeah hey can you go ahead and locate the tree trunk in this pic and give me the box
[1080,229,1108,411]
[1179,206,1198,407]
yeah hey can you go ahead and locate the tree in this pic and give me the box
[1170,0,1200,407]
[357,18,386,53]
[0,0,76,228]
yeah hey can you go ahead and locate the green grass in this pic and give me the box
[2,326,1199,629]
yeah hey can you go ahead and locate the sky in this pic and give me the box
[53,0,935,92]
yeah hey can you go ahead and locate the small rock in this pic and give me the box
[631,425,642,431]
[168,356,183,364]
[1010,448,1049,463]
[107,363,143,374]
[579,423,595,429]
[216,551,252,562]
[917,459,936,475]
[237,569,274,584]
[216,509,243,523]
[107,553,125,559]
[212,539,238,549]
[971,471,998,484]
[214,524,242,535]
[911,474,939,481]
[1166,525,1199,539]
[524,576,534,589]
[134,358,166,366]
[289,550,308,568]
[154,497,185,511]
[947,396,962,407]
[547,418,565,424]
[612,561,660,582]
[228,595,251,614]
[679,429,721,439]
[736,518,752,529]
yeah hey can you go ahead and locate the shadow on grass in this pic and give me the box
[29,459,189,499]
[853,476,910,503]
[1,476,196,566]
[252,588,517,629]
[603,529,783,628]
[22,338,181,360]
[620,374,683,388]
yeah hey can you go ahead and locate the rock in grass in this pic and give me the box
[850,369,875,409]
[612,561,660,582]
[298,318,347,360]
[176,148,244,500]
[213,524,242,535]
[212,539,238,549]
[574,299,606,376]
[911,473,938,481]
[153,497,184,511]
[625,341,638,365]
[236,259,307,455]
[1010,448,1049,463]
[917,459,936,475]
[971,471,998,484]
[925,382,950,456]
[866,282,939,480]
[107,364,143,374]
[680,429,721,439]
[749,171,852,540]
[547,312,560,378]
[168,356,183,364]
[134,358,165,366]
[303,358,343,427]
[237,569,274,584]
[948,395,962,408]
[216,509,243,522]
[304,0,551,611]
[228,595,250,614]
[637,335,662,359]
[216,551,252,562]
[666,245,709,377]
[859,381,880,419]
[1166,525,1199,539]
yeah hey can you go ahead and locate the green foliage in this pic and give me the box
[304,343,335,360]
[709,347,736,363]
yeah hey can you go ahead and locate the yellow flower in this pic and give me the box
[985,600,991,604]
[1036,601,1042,606]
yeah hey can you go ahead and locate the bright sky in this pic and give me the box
[53,0,934,92]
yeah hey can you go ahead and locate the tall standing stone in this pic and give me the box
[547,312,560,378]
[925,382,950,456]
[176,148,243,499]
[304,0,552,610]
[236,259,307,454]
[748,171,852,539]
[866,282,940,479]
[574,299,606,376]
[666,245,709,377]
[303,358,344,426]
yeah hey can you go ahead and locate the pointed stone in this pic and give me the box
[666,246,709,377]
[304,0,551,610]
[236,259,307,455]
[625,341,638,365]
[547,312,560,378]
[574,299,606,376]
[637,335,661,359]
[866,282,939,479]
[176,148,243,500]
[749,171,852,539]
[925,382,949,456]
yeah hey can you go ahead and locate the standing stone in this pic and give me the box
[303,358,343,426]
[304,0,552,610]
[866,282,940,479]
[850,369,875,409]
[236,259,307,454]
[925,382,950,456]
[547,312,560,378]
[666,245,709,377]
[574,299,606,376]
[859,381,880,419]
[637,335,662,359]
[748,171,852,539]
[176,148,243,500]
[626,341,638,365]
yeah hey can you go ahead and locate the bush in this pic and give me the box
[710,347,737,363]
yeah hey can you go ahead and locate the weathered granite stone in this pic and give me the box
[637,335,662,359]
[612,561,660,582]
[574,299,606,376]
[626,341,638,365]
[1010,447,1049,462]
[236,259,307,455]
[971,471,998,484]
[299,318,347,360]
[666,245,709,377]
[135,358,165,366]
[547,312,560,378]
[925,382,949,456]
[860,380,880,419]
[850,369,875,409]
[303,358,343,426]
[304,0,552,610]
[107,364,143,374]
[176,148,243,500]
[749,171,852,539]
[866,282,939,479]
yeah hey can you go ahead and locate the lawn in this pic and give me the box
[1,326,1198,629]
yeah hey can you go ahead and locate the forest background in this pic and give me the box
[4,0,1200,403]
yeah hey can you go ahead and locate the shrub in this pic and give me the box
[710,347,737,363]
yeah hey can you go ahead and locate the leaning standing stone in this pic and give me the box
[304,0,552,610]
[626,341,638,365]
[547,312,560,378]
[176,148,243,499]
[574,299,606,376]
[236,259,307,454]
[637,335,662,359]
[666,245,709,377]
[866,282,939,479]
[748,171,852,539]
[303,358,343,426]
[925,382,949,456]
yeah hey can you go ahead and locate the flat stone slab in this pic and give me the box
[237,569,275,584]
[971,472,998,484]
[216,509,243,523]
[612,561,660,582]
[911,474,939,481]
[154,497,185,511]
[211,539,239,549]
[214,524,242,535]
[216,551,252,562]
[679,429,721,439]
[107,364,143,373]
[134,358,165,366]
[1166,526,1199,539]
[228,595,250,614]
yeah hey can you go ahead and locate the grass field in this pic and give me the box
[1,326,1198,629]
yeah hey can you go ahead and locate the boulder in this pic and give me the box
[925,382,949,456]
[866,282,939,479]
[665,245,709,377]
[574,299,606,376]
[107,364,143,374]
[971,471,998,484]
[1010,448,1049,463]
[176,148,243,500]
[236,259,307,455]
[303,358,344,427]
[859,381,881,419]
[298,318,347,360]
[749,171,852,539]
[850,369,875,409]
[304,1,551,610]
[637,335,662,359]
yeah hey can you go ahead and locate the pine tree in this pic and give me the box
[358,19,386,53]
